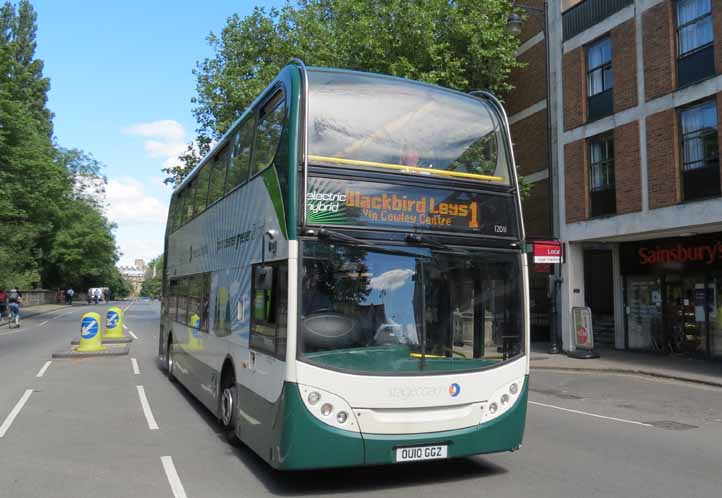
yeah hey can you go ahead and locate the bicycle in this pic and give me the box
[7,303,20,329]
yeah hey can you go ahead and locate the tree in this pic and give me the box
[0,1,124,291]
[140,255,163,299]
[165,0,521,184]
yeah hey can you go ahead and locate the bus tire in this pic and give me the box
[220,370,241,446]
[166,338,176,382]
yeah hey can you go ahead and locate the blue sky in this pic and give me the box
[33,0,286,265]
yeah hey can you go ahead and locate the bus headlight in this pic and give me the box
[298,384,360,433]
[321,403,334,416]
[482,377,526,424]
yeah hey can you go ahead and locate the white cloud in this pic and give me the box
[105,177,169,266]
[106,177,168,226]
[124,119,188,170]
[370,269,415,293]
[124,120,185,142]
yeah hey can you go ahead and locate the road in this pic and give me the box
[1,301,721,498]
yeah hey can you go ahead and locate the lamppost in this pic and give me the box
[506,2,562,354]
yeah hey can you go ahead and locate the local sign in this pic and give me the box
[533,240,562,264]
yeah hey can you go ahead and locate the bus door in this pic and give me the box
[241,261,288,448]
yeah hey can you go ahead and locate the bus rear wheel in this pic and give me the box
[166,339,176,382]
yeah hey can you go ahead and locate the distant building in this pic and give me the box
[119,259,146,297]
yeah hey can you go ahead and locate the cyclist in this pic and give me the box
[8,288,22,327]
[0,288,7,319]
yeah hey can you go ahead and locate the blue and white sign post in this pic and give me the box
[104,307,125,339]
[76,312,105,352]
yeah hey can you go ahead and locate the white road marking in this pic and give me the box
[39,320,49,326]
[136,386,159,430]
[131,358,140,375]
[0,389,33,438]
[529,400,654,427]
[161,456,189,498]
[36,361,52,378]
[128,330,138,340]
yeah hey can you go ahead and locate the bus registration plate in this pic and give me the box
[395,445,447,462]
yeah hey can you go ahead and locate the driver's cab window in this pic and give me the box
[250,261,287,359]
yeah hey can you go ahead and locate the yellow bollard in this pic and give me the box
[104,306,125,339]
[76,312,106,352]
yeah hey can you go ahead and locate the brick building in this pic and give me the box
[505,0,558,343]
[551,0,722,359]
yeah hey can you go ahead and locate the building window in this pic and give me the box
[676,0,715,87]
[586,37,613,121]
[680,100,720,200]
[589,134,616,217]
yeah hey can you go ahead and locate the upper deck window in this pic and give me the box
[306,70,511,185]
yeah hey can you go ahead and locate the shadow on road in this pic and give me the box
[156,362,509,496]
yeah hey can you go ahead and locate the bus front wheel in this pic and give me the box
[220,372,241,446]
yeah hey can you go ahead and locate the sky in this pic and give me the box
[33,0,286,266]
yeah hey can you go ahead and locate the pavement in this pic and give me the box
[1,302,722,498]
[532,343,722,387]
[0,302,74,327]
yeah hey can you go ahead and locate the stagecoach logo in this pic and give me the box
[388,385,443,400]
[449,383,461,397]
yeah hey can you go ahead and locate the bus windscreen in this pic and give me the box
[306,69,511,184]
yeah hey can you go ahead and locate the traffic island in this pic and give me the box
[52,311,130,358]
[52,344,130,358]
[69,336,132,345]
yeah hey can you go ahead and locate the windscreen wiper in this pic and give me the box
[315,228,425,258]
[405,233,469,254]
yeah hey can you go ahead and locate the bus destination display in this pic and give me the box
[306,176,518,237]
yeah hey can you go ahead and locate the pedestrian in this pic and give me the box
[0,288,7,318]
[103,288,110,303]
[93,288,100,305]
[66,287,75,305]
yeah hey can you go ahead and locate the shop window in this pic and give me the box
[676,0,715,87]
[588,134,616,217]
[680,100,720,201]
[586,37,613,121]
[250,261,288,359]
[253,92,286,175]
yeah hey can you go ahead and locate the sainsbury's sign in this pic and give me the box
[621,234,722,274]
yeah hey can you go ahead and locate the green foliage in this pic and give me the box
[165,0,521,184]
[0,1,123,291]
[108,267,132,299]
[140,255,163,299]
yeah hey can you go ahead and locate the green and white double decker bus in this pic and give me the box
[160,61,529,470]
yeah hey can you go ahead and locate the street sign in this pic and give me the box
[568,306,599,359]
[572,306,593,350]
[534,240,562,264]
